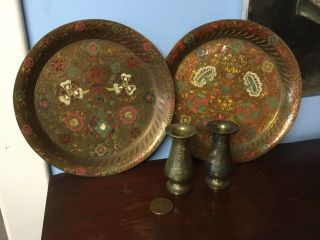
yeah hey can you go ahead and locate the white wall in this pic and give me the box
[0,1,49,240]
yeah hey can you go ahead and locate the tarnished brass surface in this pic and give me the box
[205,120,239,191]
[13,20,175,176]
[165,123,196,195]
[149,197,174,216]
[166,20,301,163]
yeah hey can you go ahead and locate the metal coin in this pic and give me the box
[149,197,174,215]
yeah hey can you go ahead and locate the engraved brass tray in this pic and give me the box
[166,20,301,163]
[13,20,174,176]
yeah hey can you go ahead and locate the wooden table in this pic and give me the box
[42,139,320,240]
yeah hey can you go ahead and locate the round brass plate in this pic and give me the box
[166,20,301,163]
[13,20,174,176]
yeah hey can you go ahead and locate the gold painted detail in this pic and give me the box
[243,71,262,97]
[106,73,136,95]
[58,80,84,105]
[192,66,217,87]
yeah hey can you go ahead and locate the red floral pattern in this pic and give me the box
[119,106,137,125]
[95,143,107,156]
[86,65,105,83]
[59,134,72,144]
[127,56,138,68]
[64,112,85,132]
[143,42,152,51]
[74,21,85,31]
[76,167,86,175]
[23,57,33,69]
[21,124,32,136]
[186,93,208,113]
[143,91,155,103]
[130,128,142,139]
[50,59,64,72]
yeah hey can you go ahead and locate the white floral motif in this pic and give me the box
[106,73,136,96]
[243,71,263,97]
[192,66,217,87]
[58,80,83,105]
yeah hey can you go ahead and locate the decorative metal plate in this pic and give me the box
[166,20,301,163]
[13,20,174,176]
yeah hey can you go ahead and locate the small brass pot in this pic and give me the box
[165,123,196,195]
[205,120,239,191]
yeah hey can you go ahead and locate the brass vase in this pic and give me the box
[165,123,196,195]
[205,120,239,191]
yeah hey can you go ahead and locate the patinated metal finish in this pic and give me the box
[13,20,175,176]
[165,123,196,195]
[149,197,174,216]
[205,120,239,191]
[166,19,301,163]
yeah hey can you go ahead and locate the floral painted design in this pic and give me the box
[267,34,279,45]
[86,65,105,83]
[226,72,235,79]
[39,98,50,109]
[183,33,195,46]
[243,71,263,97]
[112,24,122,33]
[90,84,106,101]
[221,85,232,95]
[180,115,192,124]
[76,167,86,175]
[209,88,221,100]
[95,143,107,156]
[66,65,80,78]
[119,106,137,125]
[167,21,300,164]
[14,90,25,102]
[23,57,33,69]
[86,42,100,55]
[236,101,259,124]
[175,81,187,91]
[21,124,32,136]
[64,112,85,132]
[130,128,142,139]
[143,90,155,103]
[106,73,136,96]
[51,59,64,72]
[59,134,72,145]
[186,92,209,113]
[93,118,112,137]
[58,80,84,105]
[74,21,85,31]
[261,60,274,73]
[26,34,162,174]
[111,62,121,73]
[127,56,138,68]
[231,39,244,53]
[143,42,152,51]
[193,66,217,87]
[197,48,208,58]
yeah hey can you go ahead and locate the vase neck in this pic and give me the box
[172,137,187,146]
[212,133,230,145]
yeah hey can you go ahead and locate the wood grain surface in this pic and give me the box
[42,139,320,240]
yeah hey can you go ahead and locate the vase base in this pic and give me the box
[166,181,191,195]
[205,176,231,191]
